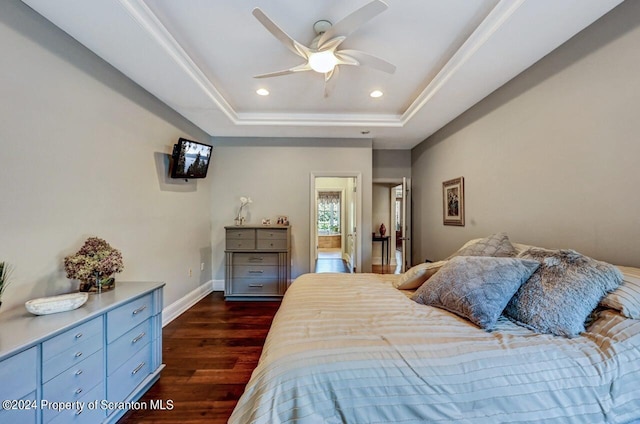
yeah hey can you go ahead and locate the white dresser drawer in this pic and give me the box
[107,293,153,343]
[107,318,151,376]
[48,382,106,424]
[0,346,37,401]
[42,350,103,423]
[0,391,37,423]
[42,333,102,383]
[42,316,102,359]
[107,343,152,402]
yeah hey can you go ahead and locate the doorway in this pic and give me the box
[372,177,411,274]
[310,174,361,273]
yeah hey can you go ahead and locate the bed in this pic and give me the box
[229,237,640,424]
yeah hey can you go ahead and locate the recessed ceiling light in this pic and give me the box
[370,90,383,98]
[256,88,270,96]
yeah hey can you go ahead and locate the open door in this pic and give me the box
[310,174,361,273]
[400,177,412,272]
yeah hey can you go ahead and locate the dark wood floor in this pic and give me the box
[315,258,351,273]
[118,293,280,424]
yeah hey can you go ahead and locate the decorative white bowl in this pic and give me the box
[25,292,89,316]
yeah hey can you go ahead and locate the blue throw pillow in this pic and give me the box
[411,256,539,330]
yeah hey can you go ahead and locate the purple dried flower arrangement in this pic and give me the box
[64,237,124,292]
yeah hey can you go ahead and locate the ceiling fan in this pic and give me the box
[252,0,396,97]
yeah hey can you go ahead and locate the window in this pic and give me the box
[318,192,341,235]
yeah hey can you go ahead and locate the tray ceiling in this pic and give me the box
[21,0,623,148]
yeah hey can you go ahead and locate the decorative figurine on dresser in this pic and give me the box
[225,225,291,300]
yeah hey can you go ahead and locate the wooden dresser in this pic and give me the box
[225,225,291,300]
[0,281,164,424]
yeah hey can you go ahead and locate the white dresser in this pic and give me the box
[225,226,291,300]
[0,281,164,423]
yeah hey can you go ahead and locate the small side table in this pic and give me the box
[372,235,390,266]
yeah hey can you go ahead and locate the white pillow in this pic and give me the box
[394,261,446,290]
[600,266,640,319]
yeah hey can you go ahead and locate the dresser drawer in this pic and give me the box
[107,293,153,343]
[0,347,37,401]
[107,343,152,403]
[230,278,279,295]
[232,252,279,265]
[48,382,105,424]
[256,238,288,250]
[226,229,255,240]
[43,316,102,360]
[232,265,278,279]
[256,229,287,239]
[42,350,103,423]
[107,318,152,376]
[43,333,102,383]
[226,238,256,250]
[0,391,36,423]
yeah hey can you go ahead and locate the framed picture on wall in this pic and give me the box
[443,177,465,226]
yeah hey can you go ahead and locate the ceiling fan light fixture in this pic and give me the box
[309,51,338,73]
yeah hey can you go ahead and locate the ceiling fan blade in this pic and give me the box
[336,49,396,74]
[317,0,388,48]
[254,63,312,79]
[324,66,339,98]
[252,8,308,59]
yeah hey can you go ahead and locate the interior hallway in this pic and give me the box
[315,248,403,274]
[315,248,350,273]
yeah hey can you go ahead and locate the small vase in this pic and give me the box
[79,274,116,293]
[379,223,386,236]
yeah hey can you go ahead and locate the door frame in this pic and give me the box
[373,177,412,271]
[310,172,362,273]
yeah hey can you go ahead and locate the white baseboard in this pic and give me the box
[212,279,224,291]
[162,280,222,327]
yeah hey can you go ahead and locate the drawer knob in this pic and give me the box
[75,333,83,339]
[248,270,264,274]
[75,388,83,395]
[250,257,264,261]
[132,332,146,344]
[74,352,83,358]
[132,362,146,375]
[132,305,147,315]
[75,369,83,376]
[249,284,264,288]
[75,409,83,416]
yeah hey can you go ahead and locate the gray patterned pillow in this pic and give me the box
[505,248,623,337]
[447,233,517,259]
[411,256,540,330]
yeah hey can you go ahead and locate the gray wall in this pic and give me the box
[210,138,373,278]
[373,150,411,181]
[0,0,213,310]
[411,0,640,267]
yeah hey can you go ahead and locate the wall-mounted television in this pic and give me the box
[170,138,213,179]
